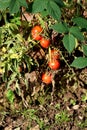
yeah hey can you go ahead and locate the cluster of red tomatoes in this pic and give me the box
[31,25,60,84]
[31,25,50,48]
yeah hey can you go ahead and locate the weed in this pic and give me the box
[81,92,87,102]
[55,110,70,124]
[77,119,87,129]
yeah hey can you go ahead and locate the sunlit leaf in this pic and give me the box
[0,0,10,11]
[72,17,87,29]
[63,34,76,53]
[9,0,20,14]
[71,57,87,68]
[82,44,87,56]
[51,22,68,33]
[32,0,48,13]
[69,26,84,41]
[47,0,61,20]
[9,0,27,14]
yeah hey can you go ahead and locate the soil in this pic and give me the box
[0,61,87,130]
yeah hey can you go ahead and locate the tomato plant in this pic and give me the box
[48,59,60,70]
[31,25,43,41]
[42,72,52,84]
[40,37,51,48]
[50,49,60,60]
[0,0,87,108]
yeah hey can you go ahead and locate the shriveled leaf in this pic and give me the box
[14,127,20,130]
[23,54,33,72]
[63,34,76,53]
[30,125,40,130]
[82,44,87,56]
[71,57,87,68]
[47,0,61,20]
[51,22,68,33]
[9,23,19,31]
[32,0,48,13]
[15,81,21,96]
[69,26,84,41]
[72,17,87,29]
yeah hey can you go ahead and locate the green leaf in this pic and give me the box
[47,0,61,20]
[23,54,32,72]
[82,44,87,56]
[11,17,21,26]
[71,57,87,68]
[51,0,65,7]
[9,0,27,14]
[72,17,87,29]
[9,0,20,14]
[3,63,8,82]
[18,0,28,7]
[6,75,16,88]
[63,34,76,53]
[51,22,69,33]
[0,0,10,11]
[32,0,48,13]
[41,10,49,17]
[69,26,84,41]
[6,89,15,103]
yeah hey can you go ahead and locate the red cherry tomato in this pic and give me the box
[48,59,60,70]
[40,37,50,48]
[42,72,52,84]
[31,25,42,41]
[51,49,60,60]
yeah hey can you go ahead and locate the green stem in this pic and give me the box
[3,12,7,24]
[60,51,75,76]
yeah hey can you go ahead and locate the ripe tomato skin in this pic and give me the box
[51,49,60,60]
[48,60,60,70]
[40,37,50,48]
[31,25,42,41]
[42,73,52,84]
